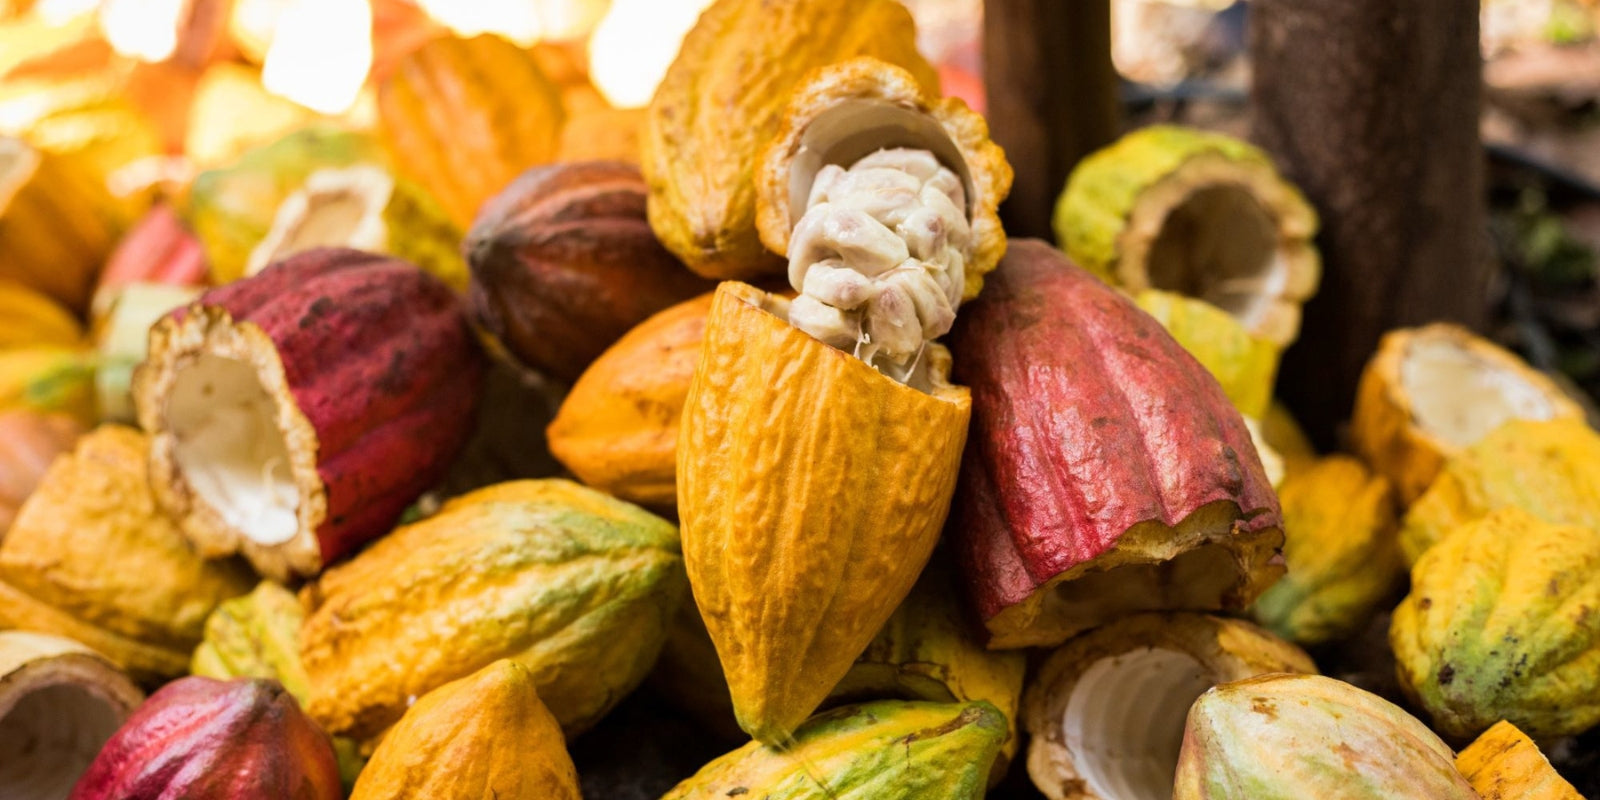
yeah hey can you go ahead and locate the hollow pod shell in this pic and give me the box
[1172,673,1478,800]
[1352,323,1585,505]
[1022,613,1314,800]
[1456,721,1583,800]
[754,56,1012,300]
[348,660,581,800]
[949,240,1283,650]
[0,631,144,800]
[642,0,938,280]
[678,281,970,744]
[1054,125,1320,348]
[133,248,486,581]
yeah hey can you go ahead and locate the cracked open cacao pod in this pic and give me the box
[1173,673,1477,800]
[301,479,685,740]
[1023,613,1314,800]
[349,660,581,800]
[949,239,1283,649]
[0,425,255,682]
[69,677,341,800]
[678,281,969,744]
[1456,720,1583,800]
[642,0,938,280]
[662,700,1006,800]
[134,248,485,580]
[467,160,713,382]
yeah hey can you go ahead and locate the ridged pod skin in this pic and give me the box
[348,660,581,800]
[0,426,255,682]
[185,127,385,284]
[949,240,1283,649]
[678,281,970,743]
[1399,417,1600,566]
[828,556,1026,785]
[1132,289,1279,419]
[92,202,208,319]
[1054,126,1320,348]
[0,135,124,314]
[379,34,565,228]
[642,0,939,280]
[300,479,685,740]
[547,292,711,508]
[661,700,1006,800]
[0,279,82,349]
[467,160,713,382]
[752,56,1013,300]
[1391,507,1600,739]
[0,409,80,537]
[0,346,96,426]
[1456,720,1583,800]
[1023,613,1315,800]
[134,248,486,580]
[68,677,341,800]
[1252,455,1402,645]
[1352,324,1585,505]
[0,631,144,800]
[1172,673,1477,800]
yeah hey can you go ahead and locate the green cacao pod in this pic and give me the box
[661,700,1006,800]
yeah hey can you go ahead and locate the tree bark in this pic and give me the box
[984,0,1120,240]
[1251,0,1491,448]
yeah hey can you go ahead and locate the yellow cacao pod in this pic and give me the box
[0,135,123,314]
[1455,720,1582,800]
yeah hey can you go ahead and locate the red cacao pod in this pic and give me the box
[467,160,714,383]
[91,202,208,321]
[133,248,486,580]
[69,677,341,800]
[949,239,1283,650]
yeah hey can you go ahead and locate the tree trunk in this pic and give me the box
[983,0,1120,240]
[1251,0,1491,448]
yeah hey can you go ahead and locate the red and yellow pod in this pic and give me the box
[133,249,485,580]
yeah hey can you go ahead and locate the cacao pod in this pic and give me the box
[0,631,143,800]
[1391,506,1600,739]
[1399,416,1600,566]
[184,62,317,169]
[828,555,1026,786]
[0,409,79,538]
[1173,673,1478,799]
[1055,125,1320,348]
[753,56,1012,301]
[1252,455,1402,645]
[547,291,712,507]
[0,279,82,349]
[1456,720,1583,800]
[643,0,939,280]
[246,165,468,290]
[678,281,969,743]
[0,425,255,681]
[185,126,386,284]
[0,134,123,314]
[661,700,1006,800]
[91,283,203,424]
[0,346,96,426]
[91,202,208,321]
[1133,288,1279,419]
[1023,613,1315,800]
[949,240,1282,649]
[69,676,341,800]
[1352,323,1585,505]
[378,33,565,228]
[466,160,713,382]
[133,248,486,580]
[348,660,581,800]
[300,479,685,740]
[0,70,162,206]
[558,105,645,163]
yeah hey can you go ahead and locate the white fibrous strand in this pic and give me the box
[786,148,970,379]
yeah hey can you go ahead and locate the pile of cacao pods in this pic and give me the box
[2,1,1597,798]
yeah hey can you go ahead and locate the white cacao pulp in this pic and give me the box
[785,147,971,380]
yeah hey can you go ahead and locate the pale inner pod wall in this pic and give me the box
[0,684,125,799]
[1064,648,1213,800]
[168,353,299,545]
[1146,185,1281,332]
[1402,338,1562,447]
